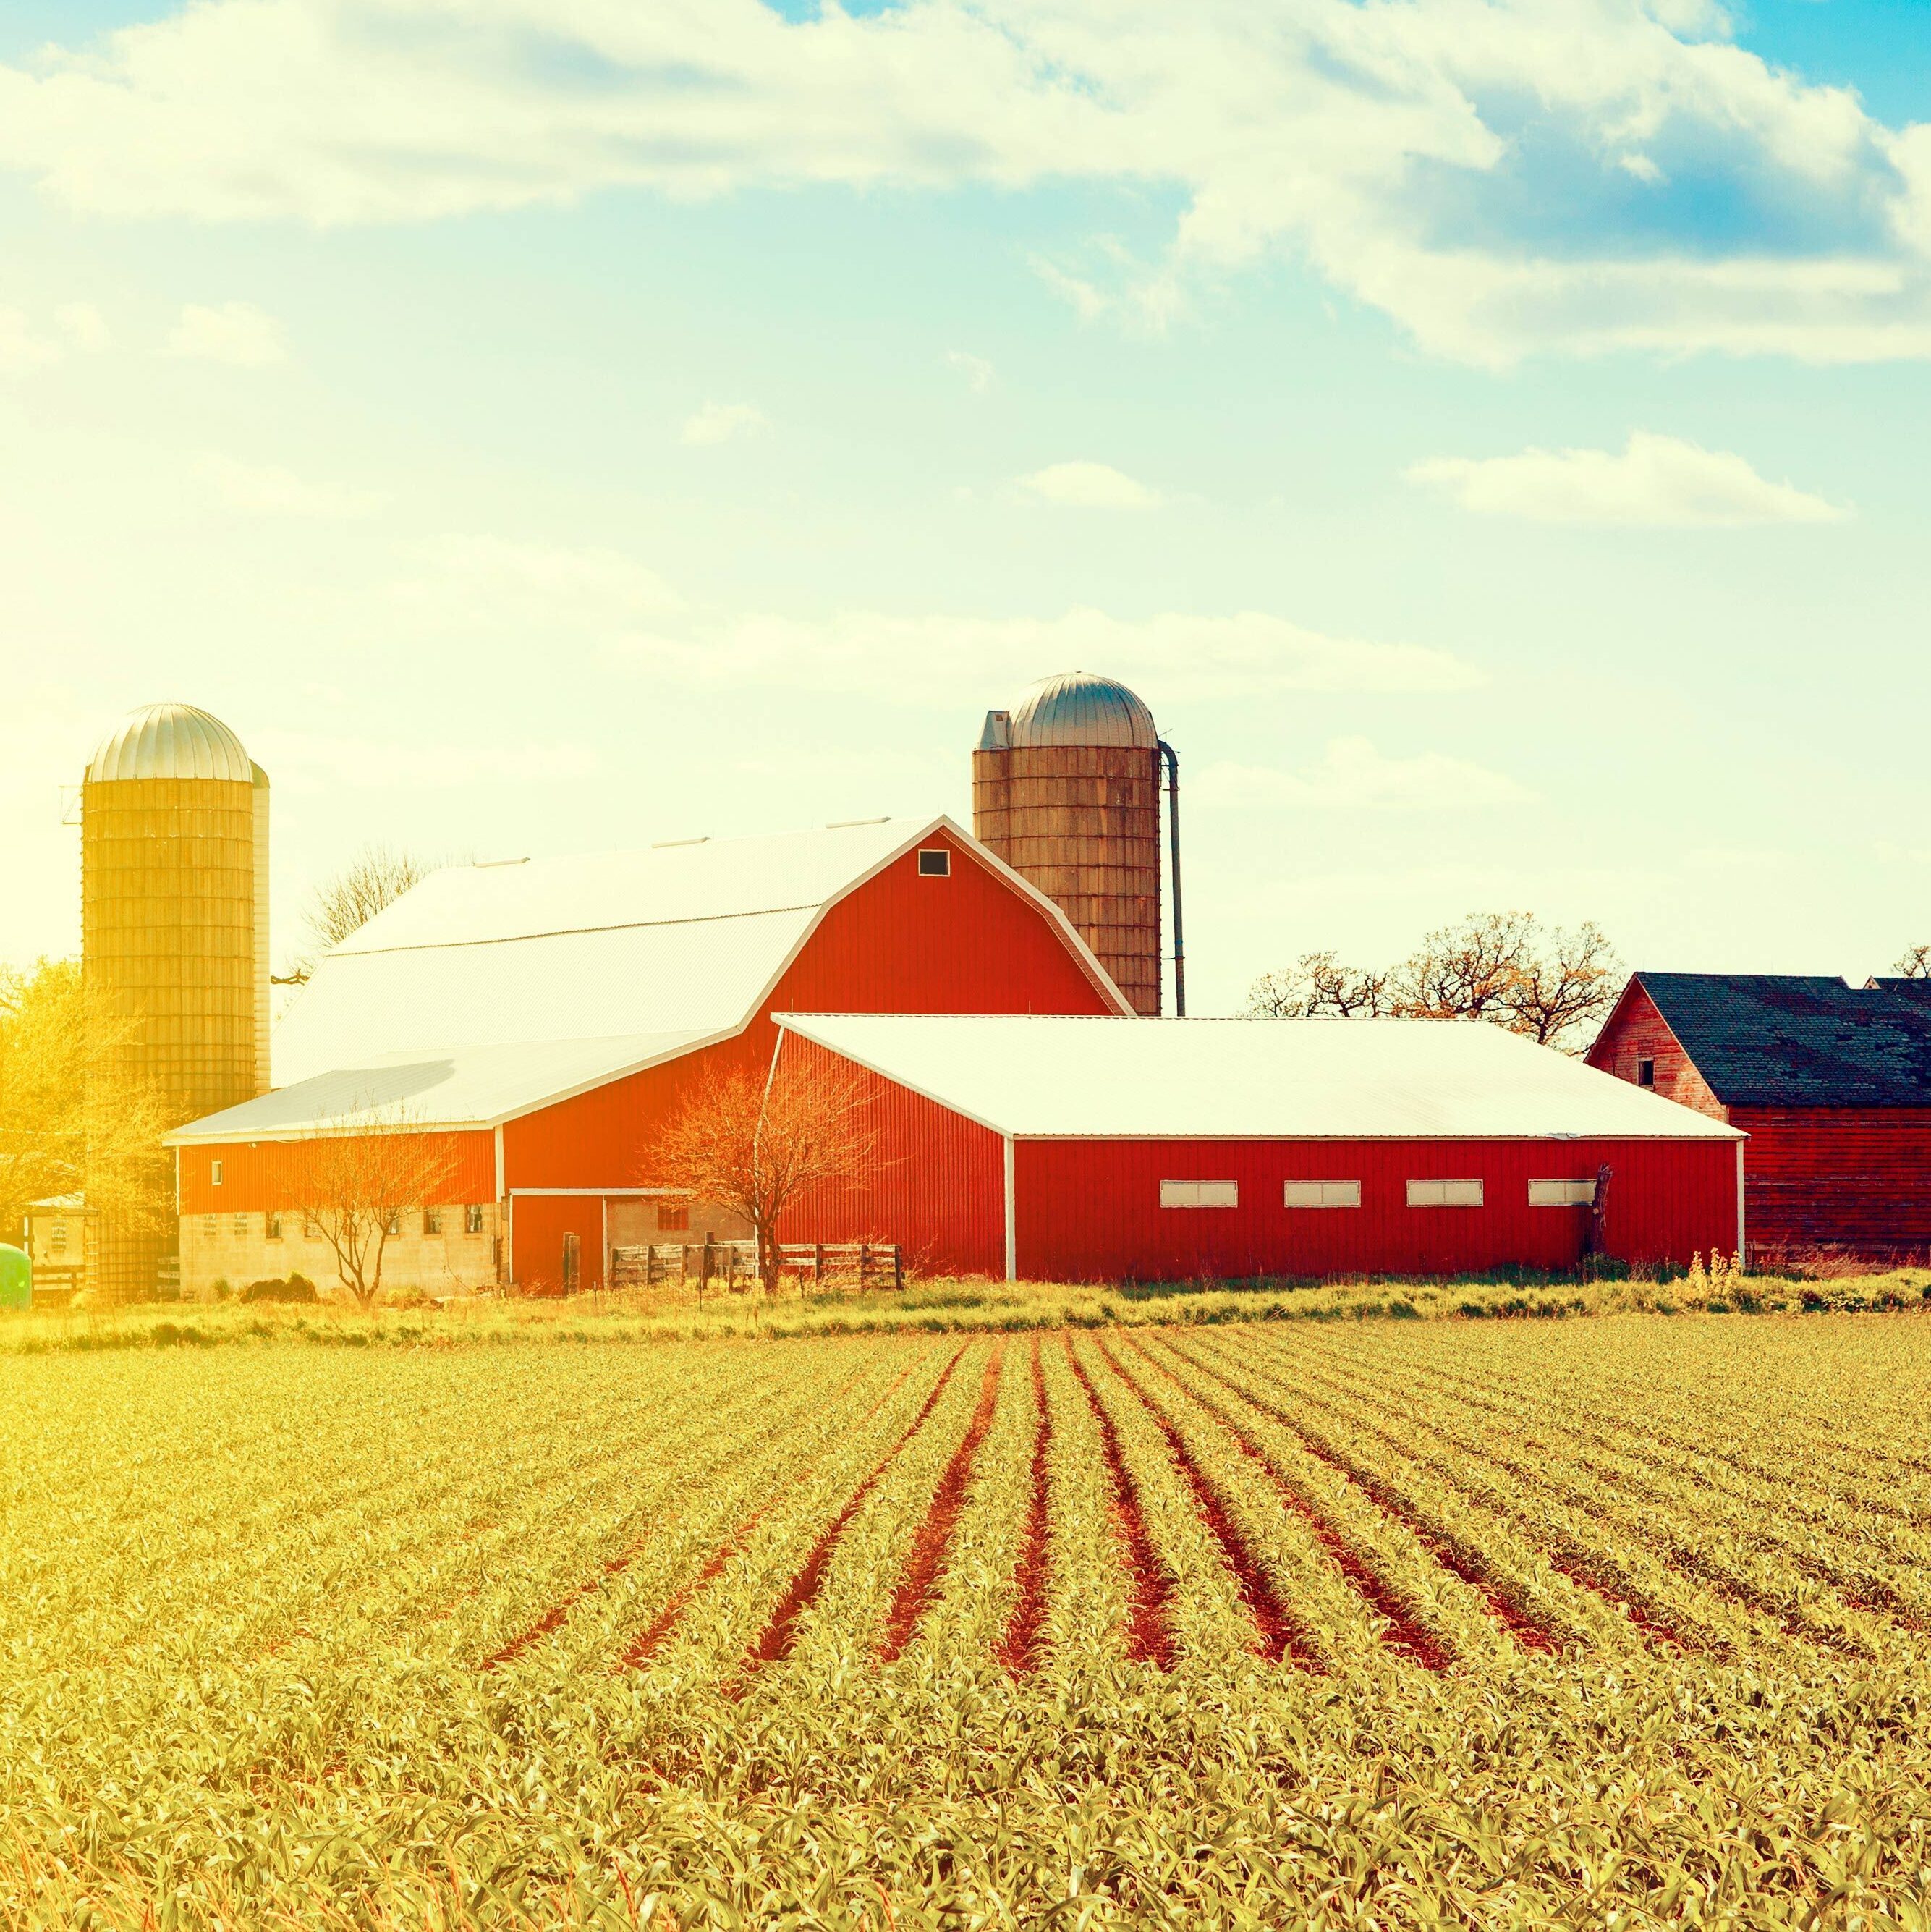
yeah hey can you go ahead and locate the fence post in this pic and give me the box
[892,1247,903,1292]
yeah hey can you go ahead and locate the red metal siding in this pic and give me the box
[1012,1136,1739,1281]
[504,832,1114,1193]
[774,1033,1005,1276]
[509,1194,608,1295]
[1586,983,1727,1119]
[177,1132,495,1216]
[1728,1106,1931,1259]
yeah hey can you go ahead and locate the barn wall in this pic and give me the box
[176,1132,496,1215]
[773,1033,1005,1277]
[509,1194,606,1295]
[503,832,1116,1194]
[1587,983,1728,1120]
[1728,1106,1931,1259]
[1011,1137,1738,1282]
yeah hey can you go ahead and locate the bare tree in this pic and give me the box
[1244,951,1391,1020]
[1894,944,1931,979]
[1245,912,1622,1054]
[288,1117,457,1308]
[648,1055,881,1294]
[0,959,172,1240]
[281,844,433,985]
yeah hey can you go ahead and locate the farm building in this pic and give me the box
[773,1013,1744,1281]
[164,815,1129,1295]
[1588,972,1931,1262]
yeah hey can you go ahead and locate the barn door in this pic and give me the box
[561,1232,580,1296]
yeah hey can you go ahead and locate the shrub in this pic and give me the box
[241,1275,319,1305]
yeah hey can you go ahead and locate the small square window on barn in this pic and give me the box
[233,1213,249,1238]
[657,1201,690,1233]
[383,1209,402,1237]
[1636,1059,1655,1088]
[266,1212,283,1240]
[1160,1179,1239,1208]
[1529,1178,1597,1208]
[1283,1180,1362,1209]
[1407,1179,1484,1208]
[211,1158,224,1186]
[303,1213,321,1240]
[202,1216,217,1239]
[424,1206,443,1235]
[917,847,951,878]
[465,1203,485,1235]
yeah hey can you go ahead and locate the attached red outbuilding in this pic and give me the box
[774,1013,1745,1281]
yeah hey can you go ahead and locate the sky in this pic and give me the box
[2,0,1930,1020]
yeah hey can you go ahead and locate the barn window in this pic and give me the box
[424,1206,444,1235]
[1160,1179,1238,1208]
[1636,1059,1655,1088]
[232,1213,249,1238]
[465,1203,485,1235]
[917,848,951,877]
[266,1212,283,1240]
[1529,1178,1597,1208]
[1283,1181,1361,1209]
[211,1159,224,1186]
[657,1201,690,1232]
[303,1213,321,1240]
[1407,1179,1483,1208]
[202,1216,216,1239]
[383,1209,402,1237]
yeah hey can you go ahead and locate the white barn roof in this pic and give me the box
[174,816,1126,1143]
[778,1014,1746,1141]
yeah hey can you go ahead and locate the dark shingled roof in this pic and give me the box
[1635,973,1931,1108]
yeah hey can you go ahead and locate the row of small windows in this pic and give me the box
[198,1206,488,1240]
[1160,1178,1599,1211]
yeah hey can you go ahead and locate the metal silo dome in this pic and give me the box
[85,703,255,784]
[1007,671,1158,750]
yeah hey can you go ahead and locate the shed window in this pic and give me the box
[1283,1181,1361,1209]
[465,1203,485,1235]
[657,1201,690,1232]
[211,1159,224,1186]
[917,847,951,878]
[1529,1178,1597,1208]
[48,1223,67,1254]
[1407,1179,1483,1208]
[1636,1059,1655,1088]
[1160,1179,1238,1208]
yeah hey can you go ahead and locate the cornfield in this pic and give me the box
[2,1315,1928,1928]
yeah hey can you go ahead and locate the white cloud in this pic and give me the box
[680,401,767,446]
[1196,739,1530,811]
[194,453,382,517]
[944,349,994,393]
[0,308,59,375]
[54,302,109,350]
[1406,431,1848,527]
[166,301,287,367]
[250,730,598,792]
[3,1,1931,362]
[1017,460,1161,508]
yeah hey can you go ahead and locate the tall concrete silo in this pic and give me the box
[973,671,1183,1017]
[81,703,269,1300]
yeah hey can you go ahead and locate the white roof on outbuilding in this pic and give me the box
[167,1032,710,1143]
[778,1013,1747,1141]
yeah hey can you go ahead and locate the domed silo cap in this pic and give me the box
[85,703,255,784]
[1008,671,1158,750]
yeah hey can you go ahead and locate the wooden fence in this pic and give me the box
[608,1240,903,1295]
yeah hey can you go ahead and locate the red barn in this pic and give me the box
[165,818,1127,1294]
[775,1013,1743,1281]
[1587,973,1931,1263]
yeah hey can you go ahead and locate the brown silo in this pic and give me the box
[973,671,1169,1016]
[81,704,269,1301]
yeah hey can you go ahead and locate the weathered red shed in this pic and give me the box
[1587,973,1931,1263]
[166,817,1128,1294]
[774,1014,1744,1281]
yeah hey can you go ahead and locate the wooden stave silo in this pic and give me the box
[972,675,1163,1016]
[80,706,268,1301]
